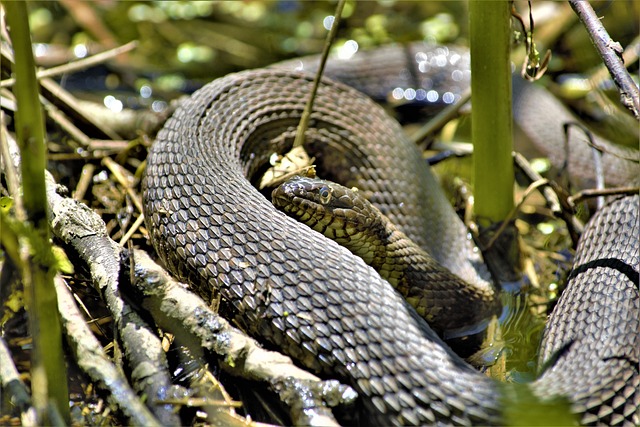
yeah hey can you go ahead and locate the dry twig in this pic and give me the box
[569,0,640,118]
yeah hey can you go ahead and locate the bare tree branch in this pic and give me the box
[569,0,640,119]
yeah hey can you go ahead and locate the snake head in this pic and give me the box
[272,175,382,238]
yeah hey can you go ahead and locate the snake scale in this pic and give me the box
[142,43,639,425]
[271,175,500,338]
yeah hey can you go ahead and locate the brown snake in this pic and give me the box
[142,44,639,425]
[272,175,500,338]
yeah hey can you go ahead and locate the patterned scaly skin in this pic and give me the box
[272,175,500,338]
[143,65,639,425]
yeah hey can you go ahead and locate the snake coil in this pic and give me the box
[143,53,639,425]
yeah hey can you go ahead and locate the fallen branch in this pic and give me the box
[53,275,163,426]
[130,249,357,427]
[3,131,178,425]
[0,335,36,425]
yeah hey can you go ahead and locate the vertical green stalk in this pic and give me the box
[4,2,70,423]
[469,0,514,224]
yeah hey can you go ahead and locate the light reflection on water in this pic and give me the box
[469,278,553,385]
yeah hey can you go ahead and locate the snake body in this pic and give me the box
[272,175,499,337]
[142,44,640,425]
[276,43,640,189]
[533,194,639,425]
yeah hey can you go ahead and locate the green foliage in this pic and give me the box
[0,208,69,273]
[0,208,24,269]
[0,196,13,211]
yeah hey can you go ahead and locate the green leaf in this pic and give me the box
[0,196,13,212]
[53,246,74,274]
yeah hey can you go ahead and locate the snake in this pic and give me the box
[276,43,639,189]
[271,175,500,338]
[142,43,640,425]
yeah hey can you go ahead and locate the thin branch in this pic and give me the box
[562,121,639,162]
[410,88,471,145]
[588,35,640,88]
[568,186,639,206]
[569,0,640,119]
[292,0,346,148]
[54,275,164,426]
[0,41,138,88]
[513,152,583,246]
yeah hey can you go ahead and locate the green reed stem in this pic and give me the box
[469,0,514,225]
[4,2,70,423]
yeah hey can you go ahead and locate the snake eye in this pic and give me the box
[318,186,332,204]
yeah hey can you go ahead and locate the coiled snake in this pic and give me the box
[142,44,639,425]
